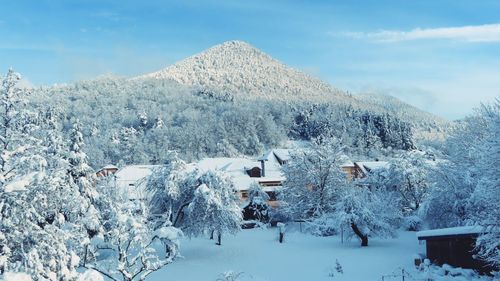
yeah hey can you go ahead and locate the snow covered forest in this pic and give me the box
[31,76,422,167]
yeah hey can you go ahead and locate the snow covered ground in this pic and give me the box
[148,226,425,281]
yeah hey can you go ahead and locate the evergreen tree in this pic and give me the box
[68,119,97,202]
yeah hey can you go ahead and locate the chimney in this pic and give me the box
[259,159,266,177]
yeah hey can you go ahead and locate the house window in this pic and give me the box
[241,191,249,199]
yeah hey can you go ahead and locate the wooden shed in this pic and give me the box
[417,226,497,274]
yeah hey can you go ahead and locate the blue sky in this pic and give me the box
[1,0,499,119]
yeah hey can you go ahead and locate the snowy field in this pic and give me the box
[149,227,425,281]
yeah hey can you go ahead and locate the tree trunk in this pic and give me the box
[210,229,214,240]
[350,223,368,246]
[216,232,221,246]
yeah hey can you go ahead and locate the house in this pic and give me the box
[109,151,289,204]
[96,164,119,178]
[113,165,160,200]
[353,161,389,179]
[341,161,356,180]
[416,226,497,274]
[197,153,286,208]
[110,150,385,207]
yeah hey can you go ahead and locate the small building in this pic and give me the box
[113,165,161,200]
[353,161,389,178]
[96,164,119,178]
[341,161,356,180]
[417,226,497,274]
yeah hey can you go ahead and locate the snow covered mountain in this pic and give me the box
[137,40,449,133]
[139,40,349,102]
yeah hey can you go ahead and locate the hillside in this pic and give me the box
[355,93,450,140]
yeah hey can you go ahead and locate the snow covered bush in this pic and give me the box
[327,259,343,278]
[416,262,498,280]
[403,215,423,232]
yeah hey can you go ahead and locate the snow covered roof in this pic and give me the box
[101,164,118,170]
[341,161,355,167]
[114,165,160,183]
[272,149,291,162]
[355,161,389,175]
[417,226,484,240]
[197,157,284,191]
[113,165,162,200]
[257,149,291,163]
[257,150,273,161]
[340,155,355,168]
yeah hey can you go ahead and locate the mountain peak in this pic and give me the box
[216,40,256,48]
[139,40,347,101]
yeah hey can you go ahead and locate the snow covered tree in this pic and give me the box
[147,151,198,229]
[279,138,349,221]
[421,161,473,229]
[0,70,99,279]
[117,127,147,164]
[467,101,500,267]
[0,69,44,191]
[421,114,486,229]
[385,150,433,213]
[138,112,148,129]
[330,185,401,246]
[0,165,88,279]
[68,119,97,202]
[421,100,499,266]
[185,171,242,245]
[147,154,244,245]
[85,179,181,281]
[243,182,270,223]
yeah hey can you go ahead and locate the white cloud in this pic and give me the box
[339,23,500,42]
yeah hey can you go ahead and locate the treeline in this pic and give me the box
[31,77,416,168]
